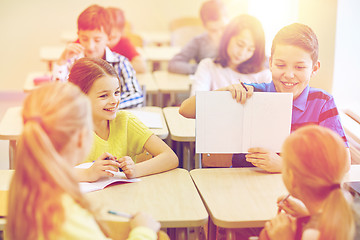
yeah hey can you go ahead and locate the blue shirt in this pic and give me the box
[250,82,348,146]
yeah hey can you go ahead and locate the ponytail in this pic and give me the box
[318,188,354,240]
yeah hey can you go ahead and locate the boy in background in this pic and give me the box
[53,4,144,109]
[107,7,147,73]
[168,0,227,75]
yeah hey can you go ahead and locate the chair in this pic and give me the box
[169,17,204,47]
[201,154,233,168]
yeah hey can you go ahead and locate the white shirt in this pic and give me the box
[191,58,272,96]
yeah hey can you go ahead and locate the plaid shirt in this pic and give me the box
[52,47,144,109]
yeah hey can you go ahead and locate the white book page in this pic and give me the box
[196,91,244,153]
[75,162,140,193]
[196,91,292,153]
[245,92,293,152]
[126,110,163,129]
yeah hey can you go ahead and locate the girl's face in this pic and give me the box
[87,75,121,123]
[227,28,255,70]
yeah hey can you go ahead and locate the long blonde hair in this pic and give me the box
[282,125,353,240]
[6,83,93,239]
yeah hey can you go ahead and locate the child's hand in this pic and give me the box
[277,195,309,218]
[217,83,254,104]
[117,156,136,179]
[264,212,296,240]
[57,43,84,65]
[130,212,160,233]
[246,148,282,173]
[86,153,121,182]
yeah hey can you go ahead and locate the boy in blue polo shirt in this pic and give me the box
[179,23,349,172]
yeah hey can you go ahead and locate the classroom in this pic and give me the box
[0,0,360,239]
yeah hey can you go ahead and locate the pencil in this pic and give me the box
[108,210,133,218]
[240,82,248,91]
[277,194,290,214]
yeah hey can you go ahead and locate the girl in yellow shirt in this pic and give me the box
[68,57,178,182]
[6,83,161,239]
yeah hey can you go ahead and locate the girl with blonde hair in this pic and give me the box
[262,125,359,240]
[6,82,161,239]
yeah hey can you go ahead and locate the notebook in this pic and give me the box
[196,91,293,153]
[75,162,140,193]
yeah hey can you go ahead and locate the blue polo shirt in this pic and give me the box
[232,82,348,167]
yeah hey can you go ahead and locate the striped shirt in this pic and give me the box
[250,82,349,146]
[52,47,144,109]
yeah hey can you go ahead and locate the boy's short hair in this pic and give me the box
[77,4,111,36]
[271,23,319,64]
[200,0,225,24]
[107,7,125,31]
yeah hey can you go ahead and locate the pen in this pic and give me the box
[104,157,123,172]
[240,82,248,91]
[277,194,290,214]
[108,210,133,218]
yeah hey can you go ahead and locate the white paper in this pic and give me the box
[75,162,140,193]
[196,91,292,153]
[126,110,163,129]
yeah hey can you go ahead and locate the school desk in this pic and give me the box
[138,31,171,46]
[39,45,65,71]
[139,46,181,71]
[152,71,192,107]
[0,168,208,239]
[162,107,201,170]
[0,106,169,169]
[190,165,360,240]
[86,168,208,239]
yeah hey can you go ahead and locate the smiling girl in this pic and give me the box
[189,14,271,96]
[68,57,178,182]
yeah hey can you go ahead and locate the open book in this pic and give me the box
[126,110,163,129]
[196,91,293,153]
[75,162,140,193]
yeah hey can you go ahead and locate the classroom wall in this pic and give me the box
[0,0,205,91]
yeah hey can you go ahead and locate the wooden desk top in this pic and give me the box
[138,31,171,46]
[86,168,208,228]
[127,106,168,139]
[141,46,180,62]
[0,106,167,140]
[163,107,195,142]
[136,72,159,94]
[153,71,191,93]
[190,168,287,228]
[0,107,22,140]
[191,165,360,229]
[0,169,208,230]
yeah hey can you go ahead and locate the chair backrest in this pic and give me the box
[201,153,233,168]
[169,17,204,47]
[126,32,144,47]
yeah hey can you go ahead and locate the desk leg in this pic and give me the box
[183,142,191,170]
[226,229,236,240]
[9,140,16,169]
[208,218,217,240]
[176,228,188,240]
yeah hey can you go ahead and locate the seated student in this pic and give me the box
[68,57,178,182]
[189,14,271,96]
[260,125,359,240]
[6,82,161,239]
[167,0,227,75]
[52,4,143,109]
[107,7,148,73]
[179,23,349,172]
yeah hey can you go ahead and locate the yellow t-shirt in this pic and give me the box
[85,111,153,163]
[60,194,157,240]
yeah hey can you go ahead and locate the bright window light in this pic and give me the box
[248,0,298,55]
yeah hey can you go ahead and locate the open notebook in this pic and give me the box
[196,91,293,153]
[75,162,140,193]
